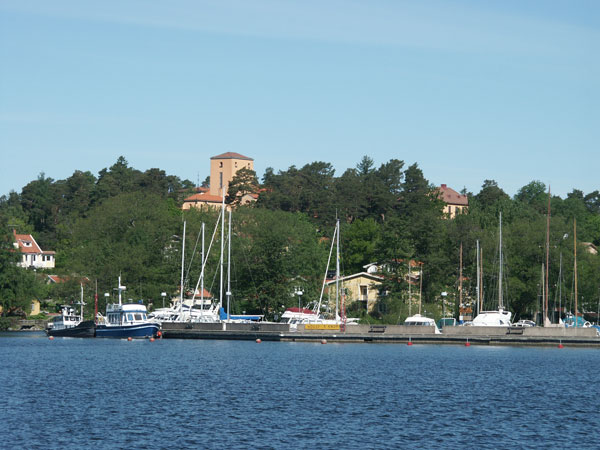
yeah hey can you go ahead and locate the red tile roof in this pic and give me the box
[13,232,43,254]
[210,152,253,161]
[438,184,468,206]
[183,193,224,203]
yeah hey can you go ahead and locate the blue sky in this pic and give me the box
[1,0,598,198]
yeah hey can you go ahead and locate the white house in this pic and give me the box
[13,231,55,269]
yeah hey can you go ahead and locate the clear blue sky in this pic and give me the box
[1,0,598,198]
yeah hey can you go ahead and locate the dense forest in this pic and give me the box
[1,156,599,324]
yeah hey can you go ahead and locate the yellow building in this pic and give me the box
[325,272,384,312]
[438,184,468,218]
[209,152,254,197]
[182,152,254,210]
[30,299,41,316]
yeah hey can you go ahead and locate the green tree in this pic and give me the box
[226,167,259,206]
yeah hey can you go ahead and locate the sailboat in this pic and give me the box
[472,212,512,327]
[403,259,441,333]
[281,218,359,328]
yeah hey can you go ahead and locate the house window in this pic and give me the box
[235,162,238,168]
[219,162,223,168]
[360,285,368,300]
[219,172,223,188]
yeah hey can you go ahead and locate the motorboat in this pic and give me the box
[472,309,512,327]
[404,314,441,334]
[47,285,95,337]
[95,277,160,338]
[47,305,95,338]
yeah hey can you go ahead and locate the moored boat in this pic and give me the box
[95,277,160,338]
[404,313,441,333]
[47,305,95,338]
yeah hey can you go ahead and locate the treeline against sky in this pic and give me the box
[1,156,599,323]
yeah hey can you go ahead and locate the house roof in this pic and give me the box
[183,193,225,204]
[211,152,253,161]
[438,184,468,206]
[13,232,43,254]
[325,272,384,285]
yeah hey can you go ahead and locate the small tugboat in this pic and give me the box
[47,285,95,338]
[95,277,160,339]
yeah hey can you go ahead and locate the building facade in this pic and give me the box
[438,184,468,218]
[13,231,55,269]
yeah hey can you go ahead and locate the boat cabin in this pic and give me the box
[106,304,149,326]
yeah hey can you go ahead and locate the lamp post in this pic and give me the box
[161,292,167,309]
[295,288,303,311]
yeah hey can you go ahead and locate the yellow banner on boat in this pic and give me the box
[304,324,340,330]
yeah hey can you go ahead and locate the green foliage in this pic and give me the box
[1,156,598,325]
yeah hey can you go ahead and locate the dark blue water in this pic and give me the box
[1,333,598,449]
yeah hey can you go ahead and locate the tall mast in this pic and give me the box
[545,186,551,325]
[200,222,205,304]
[476,240,480,317]
[418,264,423,315]
[80,283,84,320]
[408,261,412,317]
[574,218,578,327]
[219,196,225,311]
[226,210,232,322]
[459,242,463,318]
[335,218,340,320]
[498,212,503,309]
[559,253,562,322]
[179,220,186,313]
[480,247,484,313]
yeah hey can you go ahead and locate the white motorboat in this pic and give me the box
[404,314,441,333]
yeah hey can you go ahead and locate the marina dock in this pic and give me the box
[161,322,600,347]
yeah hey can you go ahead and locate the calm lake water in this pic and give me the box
[1,332,599,449]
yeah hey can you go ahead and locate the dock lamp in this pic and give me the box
[295,288,303,310]
[161,292,167,308]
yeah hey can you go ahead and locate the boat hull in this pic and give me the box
[47,320,96,338]
[95,323,160,338]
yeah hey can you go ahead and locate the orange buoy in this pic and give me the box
[157,331,162,338]
[127,337,133,341]
[321,339,327,344]
[48,336,54,340]
[149,337,155,342]
[256,338,262,343]
[465,341,471,347]
[558,341,564,349]
[407,337,413,346]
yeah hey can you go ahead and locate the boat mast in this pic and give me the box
[316,223,337,315]
[476,240,480,317]
[179,220,186,314]
[118,275,124,306]
[80,283,84,320]
[559,253,562,322]
[459,242,463,319]
[418,264,423,315]
[545,186,551,325]
[498,212,503,310]
[574,218,578,327]
[219,196,225,311]
[480,246,484,313]
[226,209,232,322]
[335,218,340,320]
[201,223,205,304]
[408,261,412,317]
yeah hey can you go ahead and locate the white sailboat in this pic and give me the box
[404,261,441,333]
[472,212,512,327]
[282,218,358,328]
